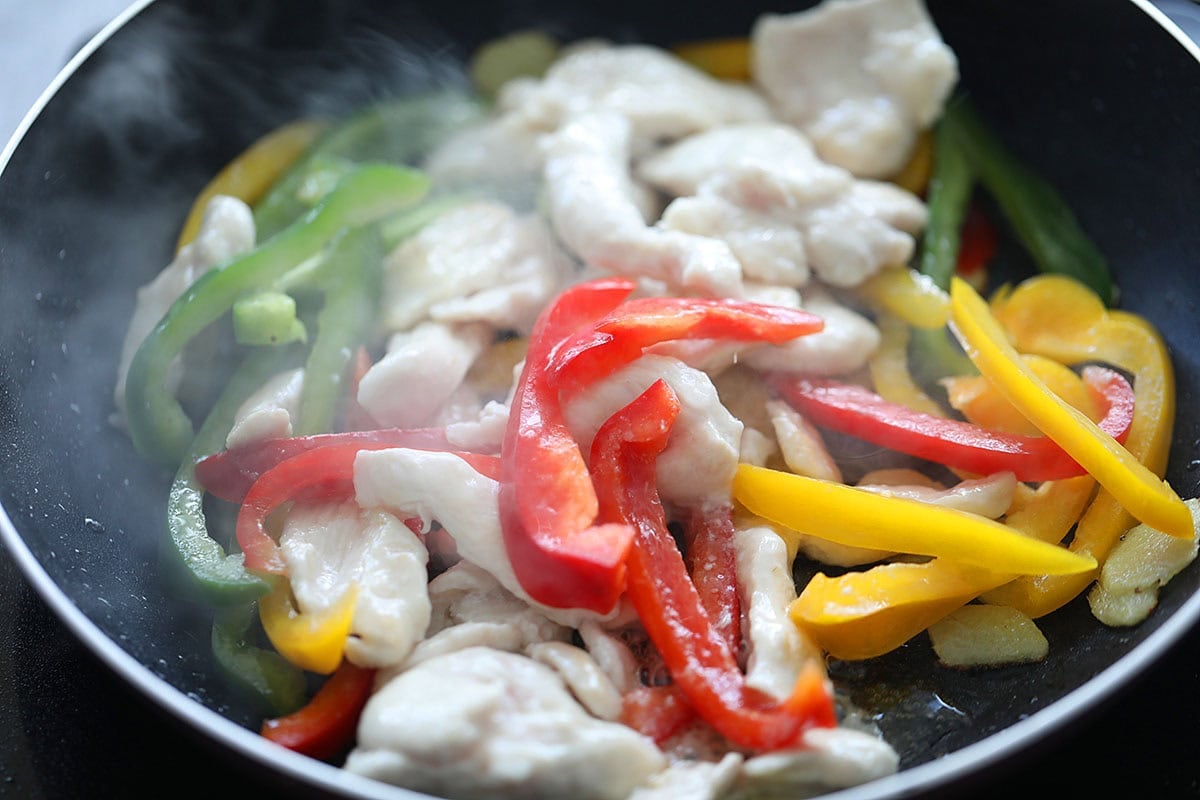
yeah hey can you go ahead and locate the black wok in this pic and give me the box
[2,0,1199,797]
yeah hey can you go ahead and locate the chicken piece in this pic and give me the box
[224,367,303,449]
[498,42,771,150]
[423,115,546,188]
[543,112,744,298]
[752,0,958,178]
[928,604,1048,668]
[402,561,571,671]
[577,621,640,695]
[114,195,255,421]
[562,355,742,509]
[279,501,430,669]
[858,470,1018,519]
[526,641,624,721]
[643,124,925,288]
[737,727,899,794]
[381,201,572,335]
[444,399,512,452]
[743,289,880,375]
[356,322,491,429]
[345,647,667,800]
[354,448,611,628]
[766,399,842,483]
[629,753,743,800]
[735,525,824,700]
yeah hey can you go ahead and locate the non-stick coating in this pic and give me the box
[1,1,1198,798]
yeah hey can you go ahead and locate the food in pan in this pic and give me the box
[114,0,1197,796]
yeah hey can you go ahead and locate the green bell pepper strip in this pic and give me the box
[920,112,976,292]
[941,97,1116,306]
[125,164,429,466]
[211,602,307,717]
[253,93,481,240]
[163,346,302,606]
[295,225,385,435]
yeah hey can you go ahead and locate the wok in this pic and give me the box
[2,0,1199,797]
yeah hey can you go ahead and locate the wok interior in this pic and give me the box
[1,0,1198,791]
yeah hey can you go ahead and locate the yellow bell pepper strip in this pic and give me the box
[888,129,934,196]
[855,268,949,330]
[261,660,377,760]
[733,464,1096,576]
[974,275,1178,616]
[868,314,947,418]
[788,470,1098,661]
[211,602,307,717]
[672,37,751,80]
[259,581,359,675]
[949,277,1191,539]
[942,353,1099,436]
[771,367,1133,483]
[175,119,328,251]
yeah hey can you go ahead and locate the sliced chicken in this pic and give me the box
[543,112,744,298]
[381,201,572,335]
[357,322,491,429]
[225,367,303,449]
[743,289,880,376]
[114,195,255,422]
[345,647,666,800]
[739,726,899,794]
[562,354,743,509]
[526,641,624,721]
[279,501,430,669]
[752,0,958,178]
[629,753,743,800]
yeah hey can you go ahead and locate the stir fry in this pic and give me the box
[115,0,1196,797]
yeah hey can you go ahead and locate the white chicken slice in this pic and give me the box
[743,289,880,376]
[577,621,640,695]
[354,448,611,628]
[279,501,430,669]
[526,641,623,721]
[345,647,667,800]
[752,0,958,178]
[497,42,771,150]
[858,469,1018,519]
[735,525,824,700]
[444,398,512,452]
[562,354,742,509]
[381,202,572,335]
[114,195,255,422]
[629,753,744,800]
[738,727,899,794]
[543,112,744,298]
[225,367,303,449]
[356,321,491,429]
[643,124,924,288]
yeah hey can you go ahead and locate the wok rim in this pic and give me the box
[1,1,1197,798]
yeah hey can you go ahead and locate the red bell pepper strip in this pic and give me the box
[237,443,500,574]
[771,366,1134,482]
[261,660,376,760]
[547,297,823,393]
[684,505,742,659]
[197,427,455,503]
[620,685,695,744]
[591,379,836,751]
[956,203,998,284]
[499,278,639,614]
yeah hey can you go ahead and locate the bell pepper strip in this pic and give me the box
[296,225,384,435]
[592,380,836,750]
[683,505,742,658]
[499,278,639,613]
[259,580,359,675]
[547,297,824,394]
[920,109,976,292]
[854,267,949,330]
[770,366,1134,483]
[941,97,1116,306]
[672,37,751,80]
[733,464,1096,576]
[942,353,1100,437]
[237,443,501,574]
[231,291,307,347]
[211,602,307,717]
[949,277,1190,539]
[254,93,481,240]
[175,119,328,252]
[196,427,454,503]
[889,129,934,196]
[867,314,947,418]
[955,203,999,289]
[974,275,1178,616]
[620,685,696,744]
[261,660,377,761]
[125,164,431,466]
[789,474,1097,660]
[164,347,306,606]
